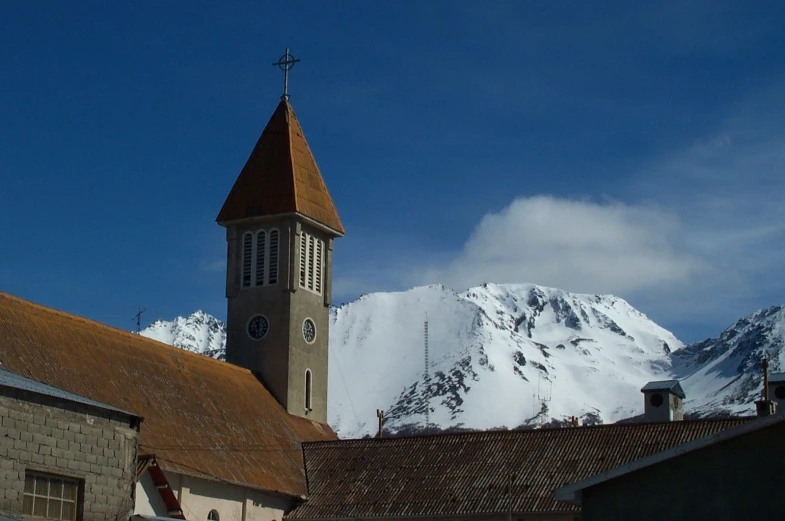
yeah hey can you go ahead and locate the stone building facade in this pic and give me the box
[0,368,141,521]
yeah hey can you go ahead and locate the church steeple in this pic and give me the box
[216,99,344,235]
[217,58,342,423]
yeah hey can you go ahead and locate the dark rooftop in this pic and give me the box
[288,418,751,519]
[640,380,686,399]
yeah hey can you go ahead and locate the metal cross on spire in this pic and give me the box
[272,48,300,101]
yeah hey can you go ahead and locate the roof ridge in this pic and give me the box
[0,291,250,375]
[308,417,756,445]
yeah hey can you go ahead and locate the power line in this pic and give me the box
[139,442,302,454]
[331,348,361,432]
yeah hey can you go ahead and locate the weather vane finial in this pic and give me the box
[272,48,300,101]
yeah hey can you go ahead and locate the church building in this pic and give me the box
[0,75,343,521]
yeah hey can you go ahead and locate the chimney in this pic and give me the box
[640,380,685,422]
[768,372,785,414]
[755,359,778,417]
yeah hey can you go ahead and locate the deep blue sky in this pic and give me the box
[2,2,784,343]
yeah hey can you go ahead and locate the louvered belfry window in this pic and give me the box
[255,231,266,286]
[241,228,279,288]
[299,232,308,288]
[299,231,324,295]
[313,239,323,294]
[307,235,315,289]
[242,232,253,288]
[268,230,279,284]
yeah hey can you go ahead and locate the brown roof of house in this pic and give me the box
[289,418,752,519]
[216,100,344,235]
[0,292,336,497]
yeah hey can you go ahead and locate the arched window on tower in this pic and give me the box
[307,234,315,289]
[305,369,313,412]
[299,232,307,288]
[298,231,325,295]
[207,511,220,521]
[268,229,279,284]
[241,232,253,288]
[255,231,266,286]
[314,238,323,294]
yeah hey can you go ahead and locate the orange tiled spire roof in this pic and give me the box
[216,99,344,235]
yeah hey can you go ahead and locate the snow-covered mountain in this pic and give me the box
[675,305,785,416]
[141,310,226,360]
[137,284,784,438]
[327,284,680,437]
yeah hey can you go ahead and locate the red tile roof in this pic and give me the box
[216,100,344,235]
[289,419,752,518]
[0,292,336,497]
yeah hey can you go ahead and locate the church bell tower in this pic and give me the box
[216,60,343,423]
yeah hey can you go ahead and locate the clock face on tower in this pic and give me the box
[302,318,316,344]
[247,315,269,340]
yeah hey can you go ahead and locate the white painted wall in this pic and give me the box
[135,470,293,521]
[135,471,169,516]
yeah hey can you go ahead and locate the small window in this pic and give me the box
[23,473,79,521]
[268,229,279,284]
[255,231,266,287]
[305,369,313,411]
[207,510,220,521]
[241,232,253,288]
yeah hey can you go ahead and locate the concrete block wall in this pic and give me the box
[0,387,139,521]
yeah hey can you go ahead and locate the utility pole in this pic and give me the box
[376,409,385,438]
[132,306,146,334]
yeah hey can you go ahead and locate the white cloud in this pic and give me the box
[633,87,785,311]
[332,82,785,339]
[423,196,710,297]
[428,84,785,330]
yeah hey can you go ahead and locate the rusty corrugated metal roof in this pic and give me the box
[216,99,344,235]
[289,418,752,519]
[0,292,336,497]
